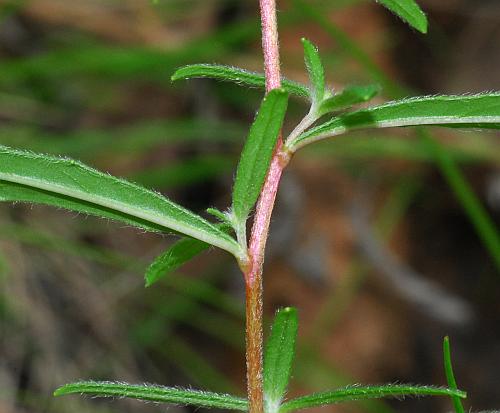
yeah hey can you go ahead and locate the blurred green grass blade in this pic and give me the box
[132,156,233,190]
[0,120,246,158]
[292,94,500,150]
[420,131,500,271]
[376,0,428,33]
[54,381,248,411]
[264,307,298,406]
[165,276,243,319]
[0,146,242,259]
[164,335,238,394]
[172,64,310,99]
[443,337,466,413]
[319,84,380,115]
[302,39,325,102]
[232,89,288,225]
[145,238,210,287]
[0,223,136,269]
[279,384,466,412]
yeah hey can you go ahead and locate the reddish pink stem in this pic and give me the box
[244,2,288,413]
[259,0,281,91]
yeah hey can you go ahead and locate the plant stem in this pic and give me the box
[244,2,288,413]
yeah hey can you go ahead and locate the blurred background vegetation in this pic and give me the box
[0,1,499,413]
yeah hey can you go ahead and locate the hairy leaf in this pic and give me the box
[290,93,500,151]
[279,384,466,412]
[172,64,310,99]
[145,237,210,287]
[207,207,233,225]
[264,307,298,408]
[376,0,428,34]
[443,337,465,413]
[0,146,243,260]
[232,89,288,224]
[54,381,248,411]
[318,84,380,115]
[302,39,325,103]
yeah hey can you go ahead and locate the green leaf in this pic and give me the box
[279,384,466,412]
[54,381,248,411]
[302,39,326,103]
[290,93,500,151]
[207,207,233,225]
[264,307,298,409]
[376,0,428,34]
[145,237,210,287]
[318,84,380,115]
[443,337,466,413]
[172,64,310,99]
[0,146,243,260]
[231,89,288,225]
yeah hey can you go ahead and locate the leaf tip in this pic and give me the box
[53,386,65,397]
[282,306,297,315]
[417,19,428,34]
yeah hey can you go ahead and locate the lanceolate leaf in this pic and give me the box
[0,146,243,260]
[318,84,380,115]
[172,64,310,99]
[232,89,288,224]
[290,93,500,151]
[145,237,210,287]
[279,384,466,413]
[302,39,326,103]
[54,381,248,411]
[375,0,428,34]
[443,337,466,413]
[264,307,298,408]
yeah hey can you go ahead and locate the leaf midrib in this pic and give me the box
[0,172,242,258]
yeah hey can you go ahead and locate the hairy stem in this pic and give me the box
[244,2,287,413]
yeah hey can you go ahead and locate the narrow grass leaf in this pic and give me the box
[0,146,242,260]
[319,85,380,115]
[279,384,466,412]
[302,39,325,102]
[291,93,500,151]
[376,0,428,34]
[264,307,298,407]
[145,238,210,287]
[232,89,288,223]
[54,381,248,411]
[443,337,466,413]
[172,64,310,99]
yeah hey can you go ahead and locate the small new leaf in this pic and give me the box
[54,381,248,411]
[172,64,310,99]
[318,84,380,116]
[145,237,210,287]
[0,146,243,260]
[291,93,500,151]
[376,0,428,34]
[264,307,298,408]
[279,384,466,412]
[207,207,233,226]
[231,89,288,225]
[302,39,326,103]
[443,337,466,413]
